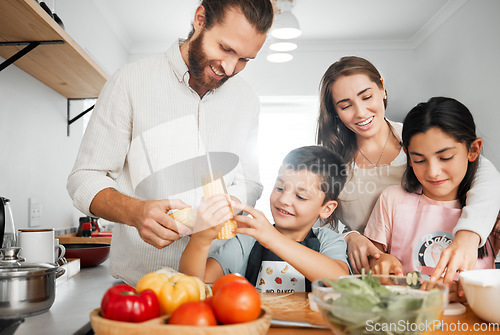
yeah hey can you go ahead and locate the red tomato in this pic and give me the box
[169,302,218,326]
[204,296,214,308]
[212,281,261,324]
[100,284,160,323]
[212,273,249,295]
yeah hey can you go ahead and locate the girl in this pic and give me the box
[317,56,500,282]
[364,97,500,283]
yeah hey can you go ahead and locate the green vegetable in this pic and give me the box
[406,271,422,289]
[318,272,444,335]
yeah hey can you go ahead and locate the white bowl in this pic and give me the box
[460,269,500,323]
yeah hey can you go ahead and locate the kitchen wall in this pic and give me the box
[413,0,500,165]
[0,0,498,234]
[241,0,500,166]
[0,0,128,234]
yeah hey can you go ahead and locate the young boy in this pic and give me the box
[179,146,349,292]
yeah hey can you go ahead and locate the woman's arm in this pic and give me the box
[433,156,500,283]
[454,156,500,245]
[234,204,349,282]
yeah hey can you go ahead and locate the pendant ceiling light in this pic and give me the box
[270,0,301,39]
[266,53,293,63]
[268,0,300,63]
[269,41,297,52]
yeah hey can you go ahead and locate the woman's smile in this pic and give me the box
[355,116,374,128]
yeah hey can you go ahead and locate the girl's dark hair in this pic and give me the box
[316,56,387,163]
[282,146,347,226]
[188,0,274,38]
[402,97,479,207]
[402,97,488,258]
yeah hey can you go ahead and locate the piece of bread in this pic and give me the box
[202,175,237,240]
[168,208,197,229]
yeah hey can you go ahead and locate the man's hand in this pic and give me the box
[345,233,381,274]
[129,198,193,248]
[90,188,192,249]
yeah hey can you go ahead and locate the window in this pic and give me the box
[255,96,319,219]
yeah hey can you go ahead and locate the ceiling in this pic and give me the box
[92,0,465,55]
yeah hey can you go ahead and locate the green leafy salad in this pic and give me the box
[319,272,445,335]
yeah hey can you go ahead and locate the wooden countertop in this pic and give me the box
[263,292,500,335]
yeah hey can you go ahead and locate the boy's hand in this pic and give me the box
[370,253,403,276]
[345,233,381,273]
[232,203,278,248]
[191,195,234,241]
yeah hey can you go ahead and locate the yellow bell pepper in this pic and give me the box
[136,272,169,297]
[136,272,201,315]
[155,267,212,300]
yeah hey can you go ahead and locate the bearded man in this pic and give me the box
[67,0,274,286]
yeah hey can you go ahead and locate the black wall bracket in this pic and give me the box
[0,40,65,72]
[0,40,97,137]
[67,99,96,136]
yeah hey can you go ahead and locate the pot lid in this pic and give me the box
[0,264,57,278]
[0,247,58,277]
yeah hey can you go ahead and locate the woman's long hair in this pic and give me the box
[316,56,387,164]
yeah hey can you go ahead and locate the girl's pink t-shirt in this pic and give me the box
[364,185,495,276]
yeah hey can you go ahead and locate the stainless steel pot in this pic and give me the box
[0,247,65,319]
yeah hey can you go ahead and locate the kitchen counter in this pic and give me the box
[13,260,120,335]
[11,262,500,335]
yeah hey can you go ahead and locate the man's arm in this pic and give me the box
[66,72,189,249]
[91,188,191,248]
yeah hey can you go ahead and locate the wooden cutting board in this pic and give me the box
[261,292,330,334]
[56,232,111,244]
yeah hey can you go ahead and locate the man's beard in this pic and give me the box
[188,30,229,92]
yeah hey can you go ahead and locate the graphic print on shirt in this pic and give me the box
[256,261,305,293]
[413,231,453,275]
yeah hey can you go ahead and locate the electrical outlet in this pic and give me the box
[29,198,42,227]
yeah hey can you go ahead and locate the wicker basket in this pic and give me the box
[90,307,272,335]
